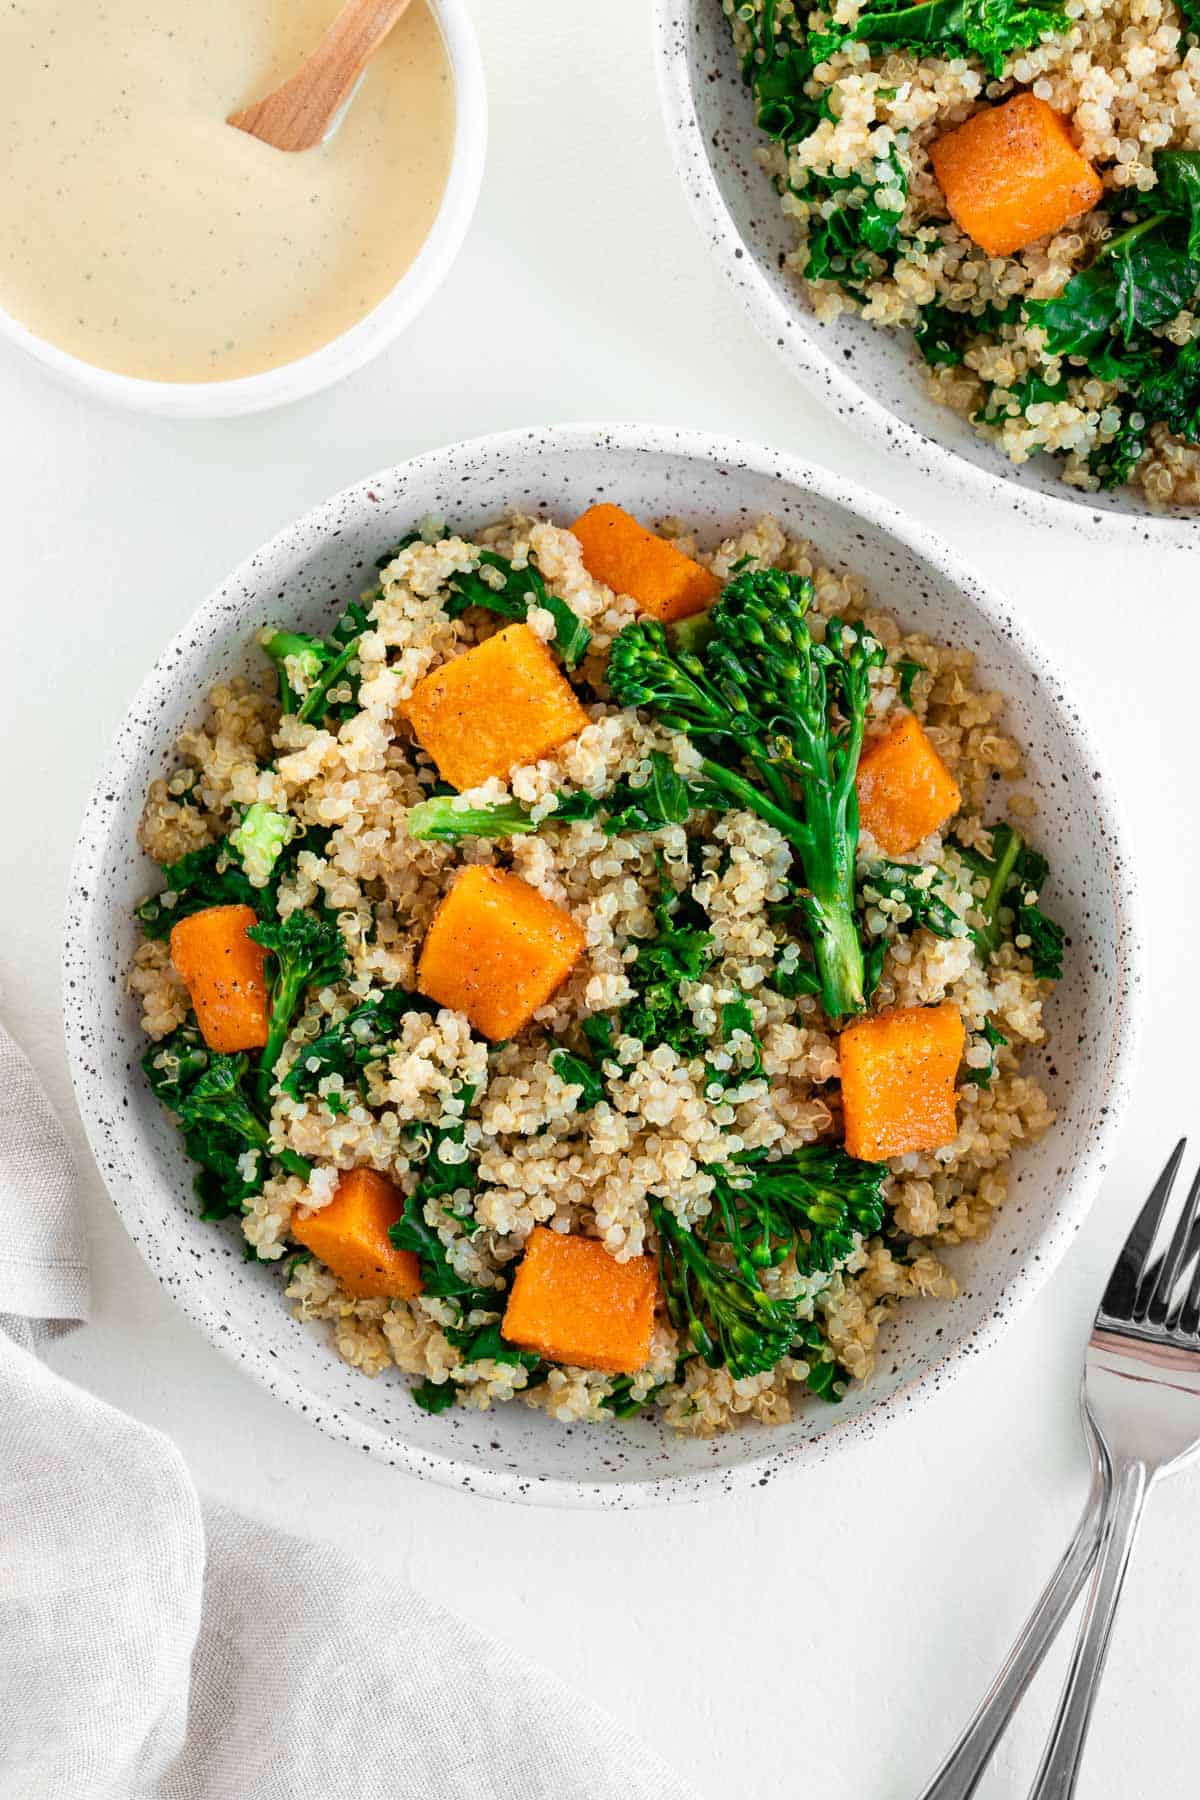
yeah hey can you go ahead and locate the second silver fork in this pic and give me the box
[919,1139,1200,1800]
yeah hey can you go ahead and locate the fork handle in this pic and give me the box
[915,1453,1108,1800]
[1026,1457,1149,1800]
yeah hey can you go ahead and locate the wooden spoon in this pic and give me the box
[228,0,415,153]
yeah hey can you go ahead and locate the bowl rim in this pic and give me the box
[0,0,487,419]
[62,421,1145,1507]
[653,0,1200,543]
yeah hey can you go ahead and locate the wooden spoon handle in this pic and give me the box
[228,0,416,153]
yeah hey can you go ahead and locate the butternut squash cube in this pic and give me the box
[291,1168,422,1300]
[929,94,1102,258]
[501,1226,659,1373]
[856,712,962,857]
[839,1003,965,1162]
[402,623,589,792]
[169,903,270,1054]
[417,866,586,1041]
[571,503,720,623]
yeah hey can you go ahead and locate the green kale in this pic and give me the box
[962,1018,1009,1088]
[410,1380,458,1415]
[143,1025,309,1220]
[135,839,260,940]
[280,989,433,1114]
[621,874,715,1056]
[952,825,1065,979]
[912,298,1020,369]
[444,550,591,669]
[704,999,765,1095]
[895,658,926,706]
[820,0,1068,77]
[609,568,885,1021]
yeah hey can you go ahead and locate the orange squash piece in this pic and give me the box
[169,903,270,1054]
[417,865,586,1041]
[570,503,720,623]
[856,712,962,857]
[839,1003,965,1162]
[929,94,1102,258]
[501,1226,659,1373]
[291,1168,422,1300]
[402,623,589,792]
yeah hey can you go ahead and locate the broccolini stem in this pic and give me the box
[696,757,813,853]
[971,825,1023,961]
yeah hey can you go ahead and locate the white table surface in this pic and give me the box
[2,3,1196,1795]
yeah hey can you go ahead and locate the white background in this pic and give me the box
[2,3,1197,1796]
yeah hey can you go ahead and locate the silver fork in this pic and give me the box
[919,1139,1200,1800]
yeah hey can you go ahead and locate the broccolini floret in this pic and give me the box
[608,569,886,1021]
[229,802,295,887]
[649,1144,888,1383]
[247,911,349,1106]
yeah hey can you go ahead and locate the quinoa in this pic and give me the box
[133,511,1058,1436]
[726,0,1200,503]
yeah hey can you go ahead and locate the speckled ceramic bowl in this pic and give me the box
[655,0,1200,541]
[63,424,1142,1506]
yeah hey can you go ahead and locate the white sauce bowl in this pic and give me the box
[655,0,1200,540]
[63,423,1143,1507]
[0,0,485,418]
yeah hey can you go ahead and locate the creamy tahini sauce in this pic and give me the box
[0,0,454,381]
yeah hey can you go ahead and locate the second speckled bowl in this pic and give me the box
[63,423,1142,1506]
[656,0,1200,539]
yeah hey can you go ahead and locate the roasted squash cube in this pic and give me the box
[291,1168,422,1300]
[930,94,1102,258]
[402,623,589,792]
[417,866,586,1041]
[840,1003,965,1162]
[501,1226,659,1373]
[169,903,270,1054]
[571,503,720,623]
[856,712,962,857]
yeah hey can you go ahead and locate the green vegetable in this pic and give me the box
[912,298,1020,370]
[622,872,715,1057]
[229,803,294,887]
[135,840,259,940]
[443,1318,542,1376]
[963,1018,1009,1088]
[816,0,1068,78]
[280,989,433,1114]
[404,789,599,843]
[600,1375,657,1418]
[247,912,349,1106]
[410,1380,457,1415]
[445,550,591,669]
[704,999,765,1095]
[260,620,367,725]
[652,1200,799,1378]
[403,752,725,845]
[895,658,926,707]
[1016,152,1200,485]
[143,1026,310,1220]
[952,825,1066,979]
[649,1142,886,1381]
[858,859,966,943]
[549,1046,608,1109]
[608,568,885,1021]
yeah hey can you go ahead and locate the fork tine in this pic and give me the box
[1172,1215,1200,1336]
[1140,1160,1200,1325]
[1100,1138,1187,1322]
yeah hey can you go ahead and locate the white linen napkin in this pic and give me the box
[0,1020,697,1800]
